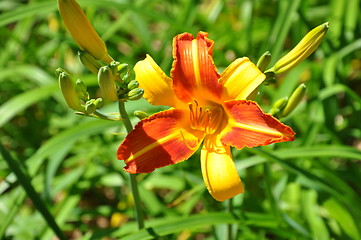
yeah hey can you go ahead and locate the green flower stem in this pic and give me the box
[118,101,145,229]
[0,144,66,240]
[93,110,121,121]
[227,198,234,240]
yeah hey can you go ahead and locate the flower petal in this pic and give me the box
[220,57,265,101]
[117,109,204,173]
[134,54,178,107]
[221,100,295,149]
[171,32,223,102]
[201,134,244,201]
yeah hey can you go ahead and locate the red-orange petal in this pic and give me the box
[221,100,295,149]
[171,32,223,103]
[117,109,204,173]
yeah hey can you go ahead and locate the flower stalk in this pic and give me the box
[118,101,145,229]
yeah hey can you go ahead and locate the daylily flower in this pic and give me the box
[117,32,295,201]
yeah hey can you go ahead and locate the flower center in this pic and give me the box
[188,99,223,135]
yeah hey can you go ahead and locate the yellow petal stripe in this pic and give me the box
[192,39,202,87]
[201,134,244,201]
[134,55,178,107]
[118,109,204,173]
[220,57,265,101]
[125,130,180,163]
[228,119,284,137]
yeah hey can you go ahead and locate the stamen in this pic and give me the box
[188,99,223,135]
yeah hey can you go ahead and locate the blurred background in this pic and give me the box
[0,0,360,239]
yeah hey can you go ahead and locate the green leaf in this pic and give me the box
[323,198,360,240]
[0,2,56,27]
[120,212,238,240]
[0,84,58,128]
[302,190,329,240]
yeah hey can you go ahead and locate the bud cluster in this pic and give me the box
[56,68,103,115]
[57,52,144,120]
[108,61,144,101]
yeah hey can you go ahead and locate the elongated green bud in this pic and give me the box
[269,97,288,115]
[78,51,102,74]
[75,79,89,100]
[58,0,113,63]
[270,22,329,75]
[127,80,139,90]
[98,66,118,102]
[127,88,144,100]
[280,84,306,117]
[58,72,83,111]
[257,51,271,72]
[134,110,149,120]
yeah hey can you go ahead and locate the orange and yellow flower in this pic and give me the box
[117,32,295,201]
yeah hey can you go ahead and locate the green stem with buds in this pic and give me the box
[118,101,145,229]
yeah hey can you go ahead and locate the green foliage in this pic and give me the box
[1,0,360,239]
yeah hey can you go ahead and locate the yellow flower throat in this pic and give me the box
[188,99,223,135]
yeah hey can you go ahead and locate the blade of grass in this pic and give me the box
[302,190,330,240]
[236,145,361,171]
[323,198,360,240]
[121,212,239,240]
[0,144,66,240]
[0,119,121,197]
[0,190,27,239]
[344,0,360,41]
[269,0,302,61]
[246,148,361,218]
[0,84,58,128]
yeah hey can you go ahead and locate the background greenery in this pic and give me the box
[1,0,361,239]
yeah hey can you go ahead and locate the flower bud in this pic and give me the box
[122,71,131,85]
[270,22,329,75]
[126,88,144,101]
[280,83,306,117]
[55,68,67,78]
[93,98,103,109]
[133,110,149,120]
[98,66,118,102]
[58,0,113,63]
[109,61,128,77]
[269,97,288,116]
[85,100,97,114]
[78,50,102,74]
[127,80,139,90]
[58,72,83,111]
[75,79,89,100]
[256,51,271,72]
[109,61,124,84]
[116,63,129,76]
